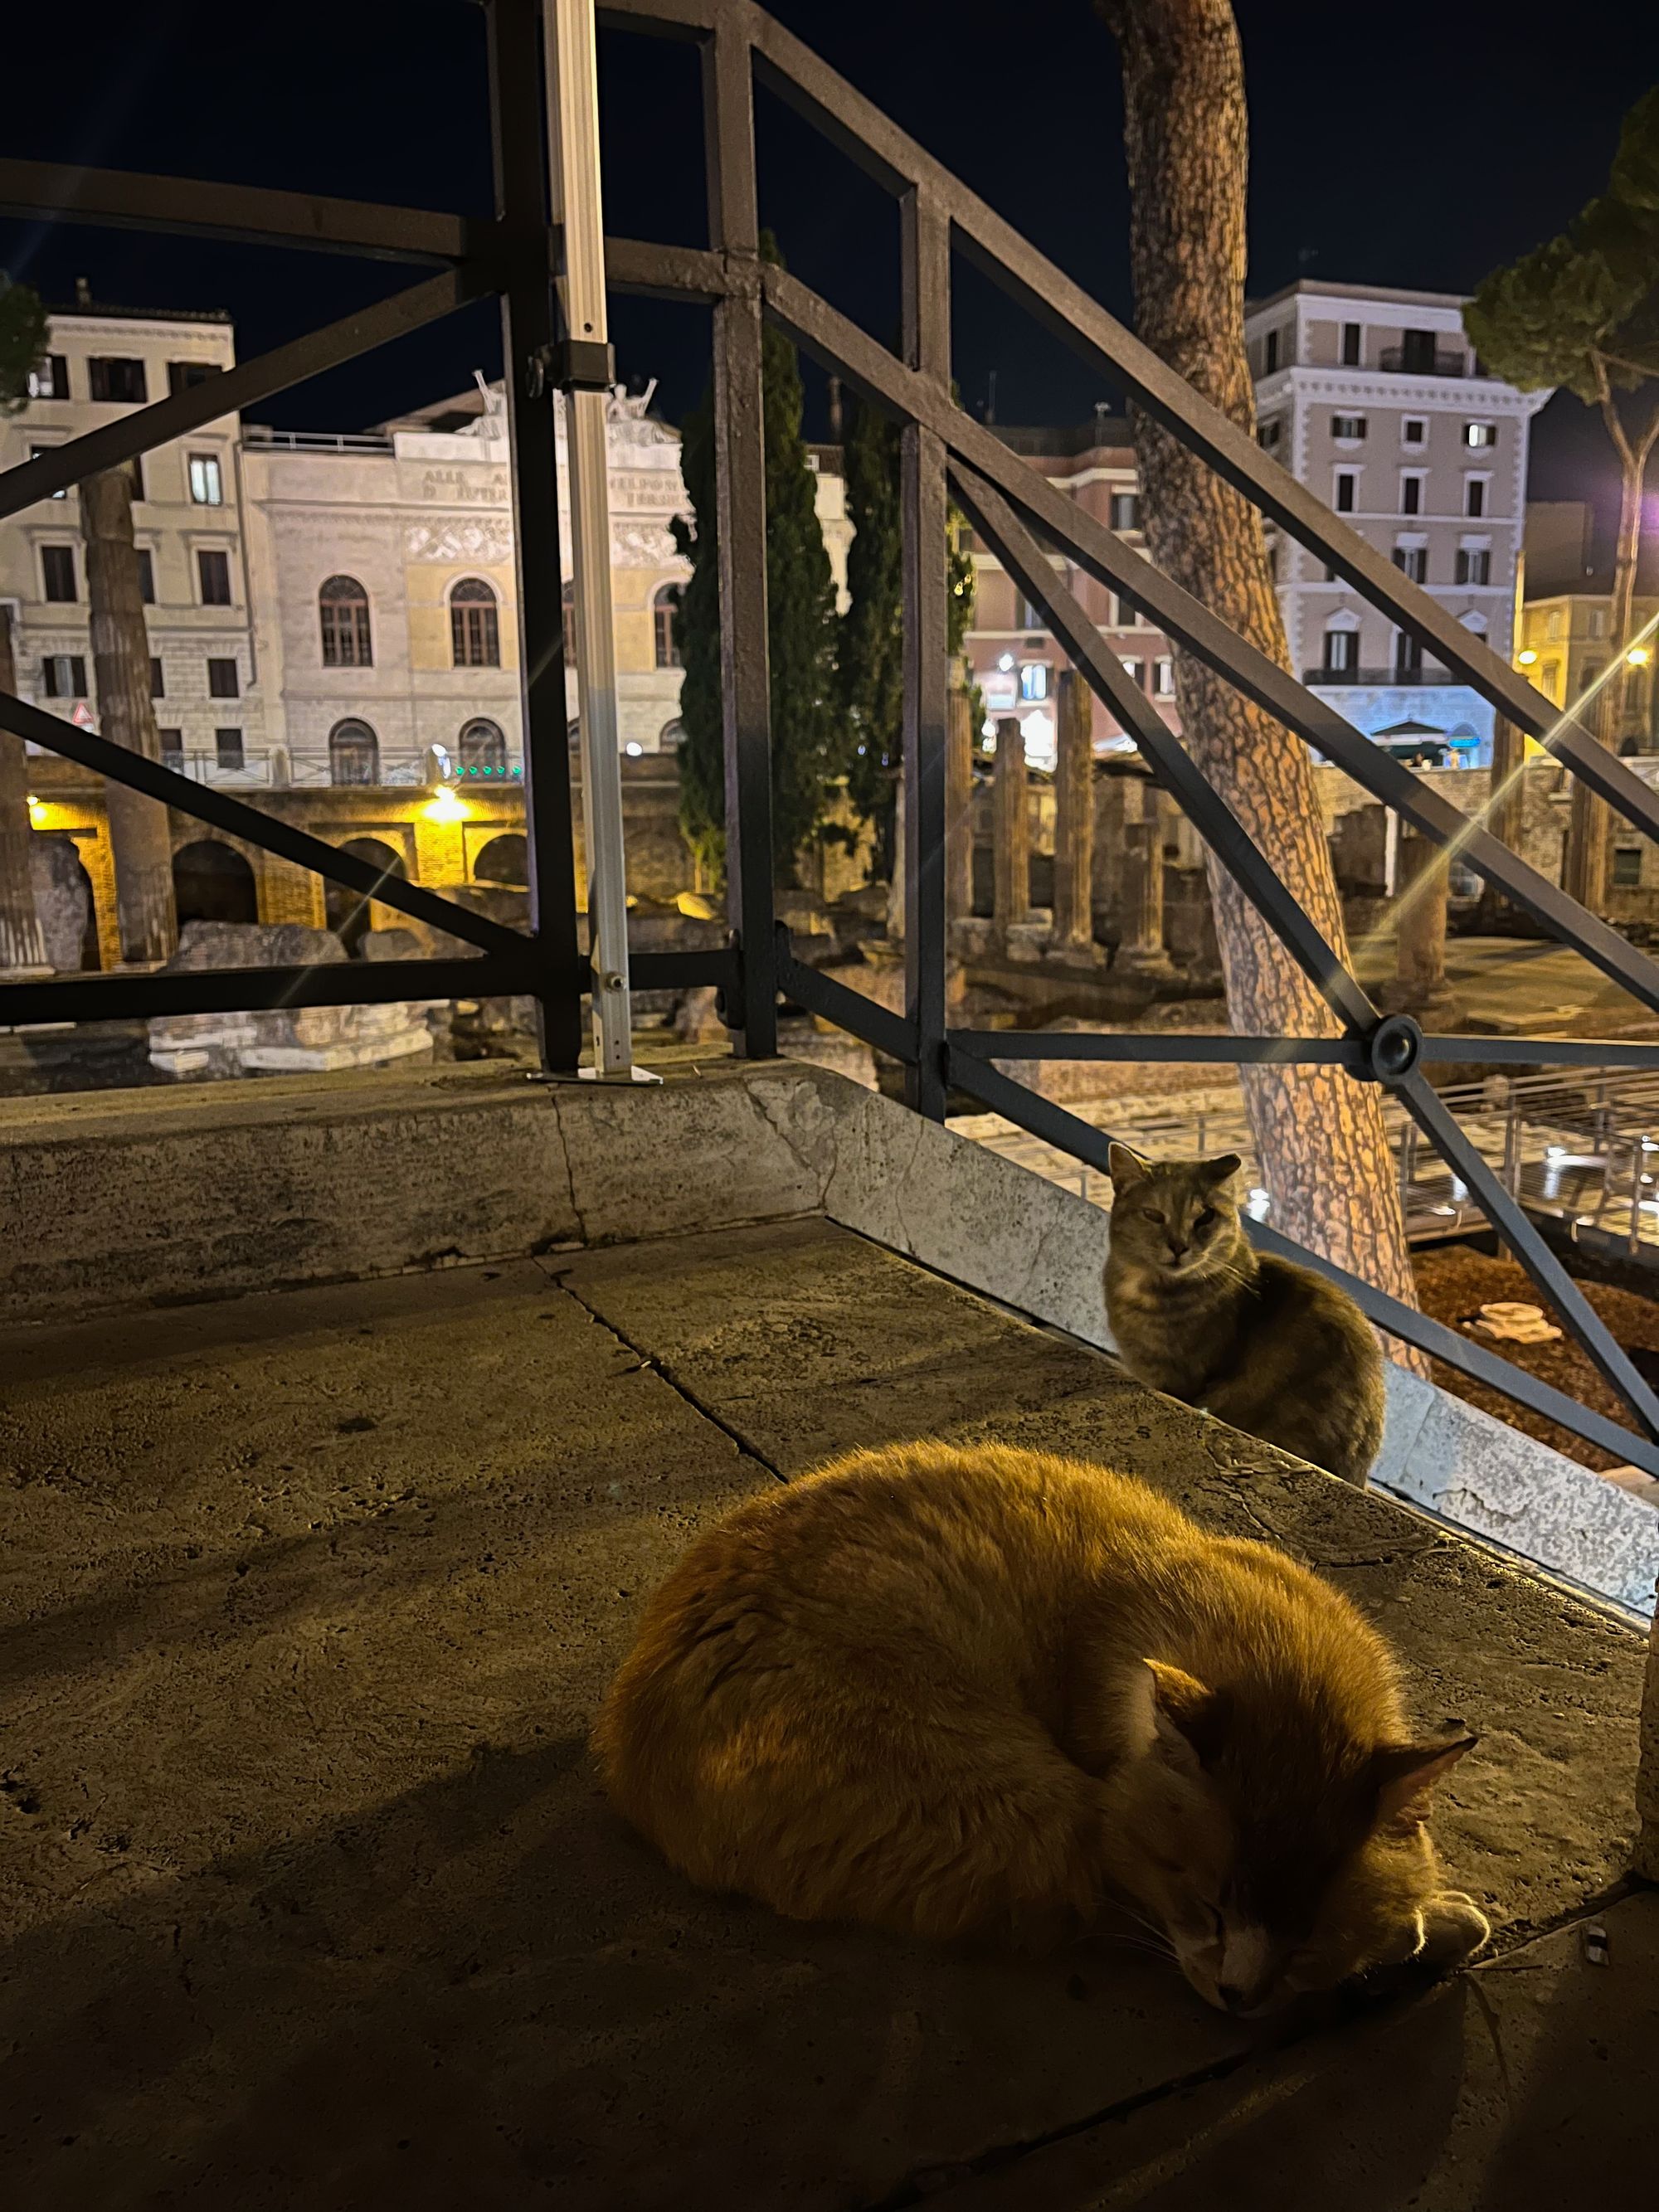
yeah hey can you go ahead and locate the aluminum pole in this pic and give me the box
[545,0,632,1076]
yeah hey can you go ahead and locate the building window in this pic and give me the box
[136,547,156,604]
[1588,606,1609,639]
[1400,474,1424,517]
[207,657,240,699]
[1395,630,1424,679]
[1399,329,1438,375]
[1334,471,1357,513]
[188,454,224,506]
[215,727,245,772]
[1019,596,1048,632]
[1545,609,1564,640]
[1456,548,1492,586]
[1019,663,1049,702]
[1614,848,1642,888]
[1393,545,1428,584]
[652,582,682,668]
[41,545,76,601]
[319,575,372,668]
[450,576,499,668]
[1541,659,1561,699]
[149,657,165,698]
[1153,658,1175,698]
[1332,412,1367,441]
[1257,416,1282,450]
[1463,421,1496,448]
[159,727,183,764]
[1321,626,1358,676]
[168,360,221,396]
[88,357,148,403]
[1341,322,1362,366]
[1263,328,1279,373]
[328,718,380,785]
[1402,416,1427,446]
[1466,478,1487,518]
[1110,491,1141,532]
[1120,657,1146,687]
[197,548,232,605]
[128,455,145,503]
[27,354,69,400]
[28,445,68,499]
[458,718,508,773]
[41,653,88,698]
[1584,661,1605,693]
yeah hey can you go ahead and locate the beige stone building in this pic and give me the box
[0,296,265,777]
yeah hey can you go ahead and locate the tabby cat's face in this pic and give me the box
[1106,1147,1242,1279]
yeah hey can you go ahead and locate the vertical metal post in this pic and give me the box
[703,18,777,1057]
[487,0,582,1072]
[545,0,633,1075]
[901,186,951,1119]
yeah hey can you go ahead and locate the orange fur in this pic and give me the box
[595,1442,1487,2009]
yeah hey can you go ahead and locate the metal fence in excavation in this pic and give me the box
[5,0,1659,1482]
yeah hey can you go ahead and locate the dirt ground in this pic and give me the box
[1413,1245,1659,1473]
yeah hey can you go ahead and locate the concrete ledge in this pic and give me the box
[4,1056,1652,1620]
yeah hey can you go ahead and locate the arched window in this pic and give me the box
[659,716,684,750]
[652,582,682,669]
[562,579,577,668]
[474,831,528,887]
[450,576,500,668]
[173,839,257,926]
[319,575,372,668]
[459,718,508,774]
[324,836,406,955]
[328,717,380,786]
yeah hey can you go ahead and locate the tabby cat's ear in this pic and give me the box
[1138,1659,1231,1774]
[1369,1733,1477,1829]
[1108,1141,1151,1185]
[1200,1152,1243,1187]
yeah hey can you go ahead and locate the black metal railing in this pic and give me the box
[5,0,1659,1485]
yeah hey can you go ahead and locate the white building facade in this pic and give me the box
[0,301,265,777]
[1247,282,1547,767]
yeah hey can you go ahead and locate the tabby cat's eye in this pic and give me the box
[1195,1207,1216,1230]
[1144,1208,1165,1225]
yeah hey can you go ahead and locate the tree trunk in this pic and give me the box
[1566,396,1659,910]
[81,469,177,965]
[1098,0,1422,1334]
[0,607,51,975]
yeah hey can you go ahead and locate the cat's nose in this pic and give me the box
[1166,1237,1188,1259]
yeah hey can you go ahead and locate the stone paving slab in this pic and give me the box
[561,1221,1647,1938]
[0,1221,1647,2210]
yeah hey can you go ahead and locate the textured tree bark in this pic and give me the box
[81,469,177,965]
[1097,0,1422,1333]
[991,715,1029,940]
[0,607,50,975]
[1052,667,1095,950]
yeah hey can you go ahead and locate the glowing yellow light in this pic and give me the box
[1516,649,1538,667]
[423,786,469,824]
[27,794,49,825]
[1628,645,1652,668]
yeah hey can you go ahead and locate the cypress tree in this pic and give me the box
[670,234,839,882]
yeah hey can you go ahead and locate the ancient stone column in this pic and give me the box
[992,715,1029,940]
[1052,668,1094,953]
[82,469,177,965]
[946,681,974,926]
[887,775,905,942]
[0,605,50,976]
[1117,818,1166,970]
[1392,829,1453,1015]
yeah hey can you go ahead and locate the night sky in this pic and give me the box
[4,0,1656,542]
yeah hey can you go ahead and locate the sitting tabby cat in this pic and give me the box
[1105,1143,1385,1485]
[596,1441,1487,2015]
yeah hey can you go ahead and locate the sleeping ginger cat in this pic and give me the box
[596,1442,1489,2014]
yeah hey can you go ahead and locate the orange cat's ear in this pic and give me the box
[1200,1153,1243,1186]
[1108,1141,1150,1185]
[1139,1659,1231,1774]
[1369,1733,1477,1829]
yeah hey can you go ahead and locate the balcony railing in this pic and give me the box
[157,746,525,790]
[1378,345,1468,377]
[1305,665,1444,687]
